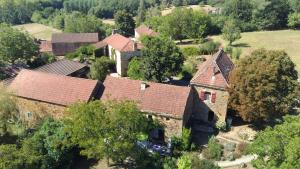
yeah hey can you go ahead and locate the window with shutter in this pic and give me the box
[211,92,216,103]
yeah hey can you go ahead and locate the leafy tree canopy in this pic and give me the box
[222,19,241,45]
[127,57,144,80]
[248,115,300,169]
[114,10,136,37]
[90,57,115,82]
[229,49,299,122]
[0,24,39,64]
[141,36,184,82]
[64,100,160,164]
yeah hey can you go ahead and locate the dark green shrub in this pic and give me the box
[181,47,200,58]
[202,137,223,160]
[199,41,221,55]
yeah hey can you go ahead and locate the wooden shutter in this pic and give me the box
[200,91,205,101]
[211,92,216,103]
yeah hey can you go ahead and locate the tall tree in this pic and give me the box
[141,36,184,82]
[248,115,300,169]
[228,49,299,122]
[252,0,290,30]
[222,19,241,45]
[64,100,158,164]
[136,0,146,26]
[0,24,38,64]
[223,0,253,22]
[114,10,136,37]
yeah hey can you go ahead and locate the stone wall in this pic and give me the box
[192,85,229,122]
[16,97,66,126]
[147,114,183,137]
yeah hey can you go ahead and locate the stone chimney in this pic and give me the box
[141,82,147,91]
[112,29,118,35]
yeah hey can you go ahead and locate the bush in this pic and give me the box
[90,57,115,81]
[232,48,242,60]
[215,120,227,131]
[203,137,223,160]
[182,127,191,150]
[127,57,144,80]
[199,41,221,55]
[288,13,300,29]
[181,47,200,58]
[236,142,248,155]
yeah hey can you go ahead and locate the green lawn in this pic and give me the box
[14,23,62,41]
[211,30,300,73]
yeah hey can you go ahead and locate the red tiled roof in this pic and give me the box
[9,70,99,106]
[191,49,234,89]
[39,40,52,53]
[100,76,192,118]
[135,25,158,37]
[94,34,136,52]
[52,33,99,43]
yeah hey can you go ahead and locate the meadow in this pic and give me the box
[211,30,300,73]
[14,23,62,40]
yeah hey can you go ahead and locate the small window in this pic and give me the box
[204,92,211,101]
[166,117,170,121]
[27,112,33,118]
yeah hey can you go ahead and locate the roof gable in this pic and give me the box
[191,49,234,89]
[94,34,135,52]
[100,76,192,118]
[135,25,158,37]
[9,70,99,106]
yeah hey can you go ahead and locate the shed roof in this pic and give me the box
[35,60,87,76]
[52,33,99,43]
[9,70,98,106]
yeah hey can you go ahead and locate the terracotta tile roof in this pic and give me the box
[39,40,52,53]
[191,49,234,89]
[99,76,192,118]
[35,60,87,76]
[9,70,99,106]
[52,33,99,43]
[135,25,158,37]
[94,34,136,52]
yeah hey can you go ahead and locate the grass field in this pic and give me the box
[211,30,300,73]
[14,23,62,40]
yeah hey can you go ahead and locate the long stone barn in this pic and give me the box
[5,69,100,126]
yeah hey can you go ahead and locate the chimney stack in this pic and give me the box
[133,41,138,51]
[141,82,147,91]
[112,29,118,35]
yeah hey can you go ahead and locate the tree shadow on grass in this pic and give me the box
[231,43,250,48]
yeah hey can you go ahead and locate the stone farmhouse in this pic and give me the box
[94,33,142,76]
[134,25,158,40]
[6,69,100,125]
[40,33,100,56]
[191,49,234,123]
[99,76,194,137]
